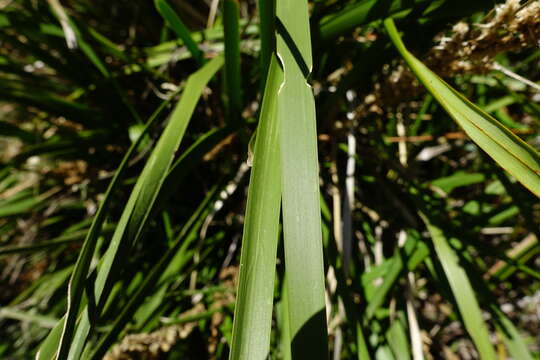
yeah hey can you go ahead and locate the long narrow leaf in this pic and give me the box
[60,56,223,360]
[154,0,204,65]
[223,0,243,125]
[257,0,275,89]
[276,0,328,357]
[229,54,282,359]
[46,94,174,360]
[384,19,540,198]
[492,307,534,360]
[421,215,497,360]
[87,184,221,360]
[0,225,115,257]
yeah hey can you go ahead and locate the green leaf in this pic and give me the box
[384,19,540,198]
[229,54,282,360]
[154,0,204,65]
[421,214,497,360]
[278,274,292,360]
[320,0,496,41]
[87,184,221,360]
[492,307,534,360]
[36,317,65,360]
[257,0,275,89]
[276,0,328,357]
[320,0,429,41]
[0,187,59,218]
[364,236,428,320]
[430,172,485,194]
[0,225,114,257]
[387,314,411,360]
[223,0,243,125]
[0,307,58,328]
[51,56,223,360]
[48,94,174,360]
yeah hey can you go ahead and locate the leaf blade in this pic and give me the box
[384,18,540,198]
[61,56,224,360]
[421,214,497,360]
[229,54,282,360]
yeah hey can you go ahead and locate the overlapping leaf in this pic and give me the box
[229,55,282,360]
[38,56,223,360]
[276,0,328,357]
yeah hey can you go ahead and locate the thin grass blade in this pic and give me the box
[384,19,540,198]
[421,214,497,360]
[223,0,243,125]
[492,307,534,360]
[87,184,221,360]
[46,94,175,360]
[59,56,223,360]
[257,0,275,89]
[154,0,204,65]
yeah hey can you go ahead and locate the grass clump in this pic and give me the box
[0,0,539,359]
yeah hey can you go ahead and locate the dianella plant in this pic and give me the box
[0,0,539,359]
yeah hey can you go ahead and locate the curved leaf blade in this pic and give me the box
[154,0,204,65]
[47,94,175,360]
[384,18,540,198]
[59,56,223,360]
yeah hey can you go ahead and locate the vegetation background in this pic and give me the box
[0,0,539,359]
